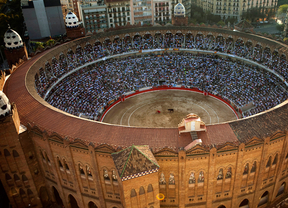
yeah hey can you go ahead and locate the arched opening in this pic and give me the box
[12,150,19,157]
[52,186,64,206]
[88,201,98,208]
[276,182,285,197]
[139,186,145,195]
[130,189,137,197]
[218,205,226,208]
[68,194,79,208]
[239,199,249,208]
[39,186,49,207]
[4,149,10,157]
[147,184,153,192]
[258,191,269,207]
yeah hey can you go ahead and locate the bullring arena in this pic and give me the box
[2,25,288,208]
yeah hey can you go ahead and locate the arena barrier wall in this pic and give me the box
[100,86,240,122]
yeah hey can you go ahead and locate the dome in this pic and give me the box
[0,91,11,118]
[4,26,23,49]
[174,3,185,17]
[65,12,79,28]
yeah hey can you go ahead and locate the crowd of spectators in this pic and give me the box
[34,33,288,120]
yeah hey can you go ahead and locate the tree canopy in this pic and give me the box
[277,4,288,15]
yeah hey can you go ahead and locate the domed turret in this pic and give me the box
[65,12,79,28]
[174,3,185,17]
[4,26,23,49]
[0,91,11,118]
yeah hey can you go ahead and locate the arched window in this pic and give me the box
[22,175,28,183]
[159,173,166,184]
[251,162,256,173]
[64,160,69,171]
[217,169,223,180]
[266,157,272,168]
[218,205,226,208]
[103,169,109,180]
[40,150,45,161]
[243,164,249,175]
[189,172,196,184]
[45,152,51,164]
[4,149,10,157]
[258,191,269,207]
[88,201,98,208]
[130,189,137,197]
[27,189,33,196]
[58,159,63,169]
[276,182,285,197]
[198,171,204,183]
[112,170,117,181]
[272,154,278,165]
[139,186,145,195]
[79,164,85,176]
[19,188,25,196]
[87,166,92,177]
[239,199,249,208]
[12,150,19,157]
[14,174,20,182]
[5,173,12,181]
[147,184,153,192]
[169,173,175,184]
[226,167,232,179]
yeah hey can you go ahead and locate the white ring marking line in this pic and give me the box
[191,102,212,124]
[127,104,149,126]
[120,105,139,125]
[201,103,219,123]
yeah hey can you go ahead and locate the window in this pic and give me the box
[79,165,85,176]
[226,167,232,179]
[266,157,272,168]
[198,171,204,183]
[272,154,278,166]
[131,189,137,197]
[139,186,145,195]
[169,173,175,184]
[147,184,153,192]
[159,173,166,184]
[12,150,19,157]
[217,169,223,180]
[103,169,110,180]
[243,164,249,175]
[87,166,92,177]
[189,172,196,184]
[4,149,10,157]
[251,162,256,173]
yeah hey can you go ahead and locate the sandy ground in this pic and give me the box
[102,90,238,128]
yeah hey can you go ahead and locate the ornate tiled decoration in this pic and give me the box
[112,145,160,181]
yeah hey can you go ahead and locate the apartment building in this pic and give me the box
[79,2,108,33]
[131,0,153,25]
[197,0,277,20]
[154,0,172,25]
[106,0,132,28]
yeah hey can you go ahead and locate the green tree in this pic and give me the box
[217,20,226,26]
[277,4,288,15]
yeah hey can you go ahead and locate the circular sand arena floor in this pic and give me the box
[102,90,238,128]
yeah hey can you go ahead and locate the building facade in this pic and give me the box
[196,0,278,20]
[2,26,288,208]
[79,2,108,33]
[154,0,172,25]
[106,0,132,28]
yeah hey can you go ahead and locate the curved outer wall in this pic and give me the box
[1,26,288,208]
